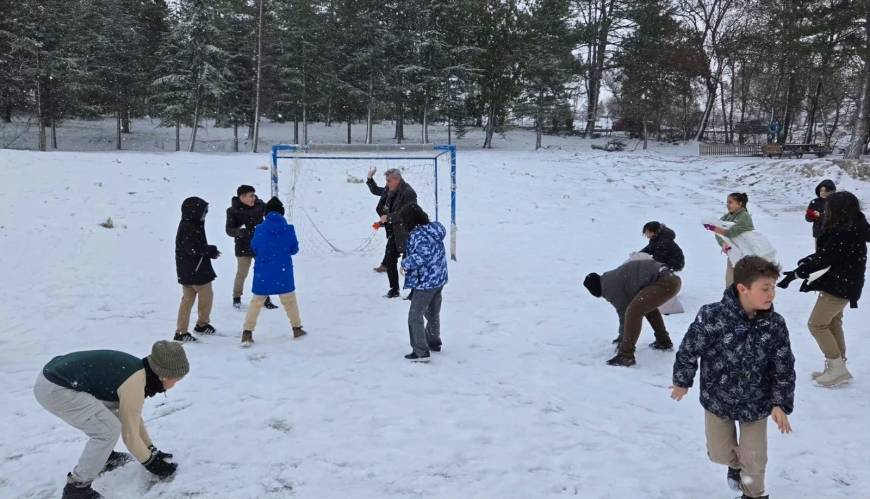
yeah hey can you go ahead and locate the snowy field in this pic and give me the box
[1,128,869,499]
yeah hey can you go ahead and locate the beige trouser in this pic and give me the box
[176,282,213,333]
[725,259,735,288]
[807,292,849,359]
[243,293,302,332]
[705,411,767,498]
[233,256,254,298]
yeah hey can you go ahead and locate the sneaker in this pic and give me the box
[293,326,307,339]
[241,330,254,346]
[264,297,278,310]
[101,451,133,474]
[606,352,636,367]
[404,352,430,362]
[384,289,400,299]
[173,332,198,342]
[727,467,742,491]
[193,323,216,335]
[233,297,242,309]
[62,475,103,499]
[429,343,442,352]
[649,338,673,350]
[611,336,621,344]
[373,264,387,273]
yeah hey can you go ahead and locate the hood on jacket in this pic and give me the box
[181,197,208,222]
[260,211,290,233]
[412,221,446,243]
[815,179,836,197]
[231,196,264,211]
[654,225,677,242]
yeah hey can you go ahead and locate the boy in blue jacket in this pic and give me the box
[670,256,795,499]
[241,197,307,346]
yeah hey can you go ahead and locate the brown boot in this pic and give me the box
[293,326,307,338]
[373,264,387,273]
[241,330,254,346]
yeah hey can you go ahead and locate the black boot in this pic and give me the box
[405,352,430,362]
[101,450,133,474]
[727,467,742,491]
[62,475,103,499]
[264,296,278,309]
[384,289,400,299]
[233,297,242,309]
[649,336,674,350]
[606,352,636,367]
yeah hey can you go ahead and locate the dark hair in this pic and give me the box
[398,203,430,232]
[823,191,862,233]
[642,221,661,234]
[237,184,256,197]
[733,256,780,287]
[728,192,749,208]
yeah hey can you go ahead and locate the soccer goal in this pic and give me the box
[270,143,457,261]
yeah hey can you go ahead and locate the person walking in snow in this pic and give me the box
[671,256,795,499]
[398,203,448,362]
[367,166,418,298]
[583,258,682,366]
[778,191,869,387]
[639,221,685,272]
[241,197,307,346]
[174,196,220,342]
[704,192,754,287]
[225,185,277,311]
[805,179,836,249]
[34,341,189,499]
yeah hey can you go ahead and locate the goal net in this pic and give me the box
[270,144,457,260]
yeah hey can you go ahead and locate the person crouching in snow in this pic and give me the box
[175,196,221,342]
[399,203,448,362]
[640,221,685,272]
[805,179,836,249]
[583,258,681,366]
[671,256,795,499]
[241,197,307,345]
[34,341,189,499]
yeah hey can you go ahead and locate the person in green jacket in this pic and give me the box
[34,341,189,499]
[706,192,755,287]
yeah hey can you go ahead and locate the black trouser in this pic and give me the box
[385,236,400,291]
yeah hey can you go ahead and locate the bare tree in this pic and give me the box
[252,0,265,153]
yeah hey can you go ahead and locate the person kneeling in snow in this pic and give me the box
[241,197,307,345]
[34,341,188,499]
[399,204,448,362]
[583,259,681,366]
[670,256,795,499]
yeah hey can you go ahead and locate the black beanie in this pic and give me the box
[237,185,256,197]
[265,196,285,215]
[584,273,602,298]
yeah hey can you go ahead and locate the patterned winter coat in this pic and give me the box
[401,222,448,290]
[250,212,299,295]
[673,287,795,422]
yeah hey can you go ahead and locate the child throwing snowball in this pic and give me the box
[704,192,755,287]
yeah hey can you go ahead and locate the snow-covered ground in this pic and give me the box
[1,129,868,499]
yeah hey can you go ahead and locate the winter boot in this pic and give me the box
[373,264,387,273]
[815,358,852,387]
[727,467,742,491]
[810,359,831,380]
[385,289,400,299]
[404,352,430,363]
[649,336,674,350]
[173,332,198,342]
[241,330,254,346]
[193,323,216,335]
[62,475,103,499]
[293,326,307,339]
[264,297,278,310]
[101,451,133,474]
[233,297,242,309]
[429,342,442,353]
[606,352,636,367]
[741,495,769,499]
[611,336,622,344]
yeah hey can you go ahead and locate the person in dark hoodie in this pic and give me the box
[367,166,418,298]
[584,259,682,366]
[805,179,836,248]
[778,190,870,387]
[174,196,220,342]
[34,341,189,499]
[241,197,307,345]
[225,185,276,310]
[640,221,685,271]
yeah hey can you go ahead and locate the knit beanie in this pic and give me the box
[583,273,602,298]
[265,196,285,215]
[147,341,190,379]
[237,185,256,197]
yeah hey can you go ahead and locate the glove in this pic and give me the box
[372,221,382,230]
[722,244,732,254]
[703,224,717,232]
[777,271,797,289]
[144,452,177,478]
[806,209,820,221]
[148,445,173,461]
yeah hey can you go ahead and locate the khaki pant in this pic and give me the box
[808,292,849,359]
[726,259,735,288]
[705,410,768,498]
[176,282,213,333]
[243,293,302,332]
[233,256,254,298]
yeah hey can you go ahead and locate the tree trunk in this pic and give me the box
[116,109,122,150]
[302,103,308,145]
[535,90,543,150]
[175,122,180,152]
[483,98,496,149]
[233,122,239,152]
[121,104,131,134]
[642,118,648,150]
[251,0,265,153]
[782,74,796,142]
[584,11,610,137]
[695,68,721,142]
[294,113,299,144]
[189,88,202,153]
[347,119,351,144]
[719,78,729,143]
[422,89,429,144]
[2,100,10,123]
[846,58,870,159]
[36,67,46,151]
[805,77,823,144]
[366,74,374,145]
[50,116,57,149]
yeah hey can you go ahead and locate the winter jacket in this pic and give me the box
[250,212,299,295]
[225,197,266,257]
[805,180,836,238]
[795,212,870,308]
[715,208,754,248]
[601,259,673,336]
[639,225,685,271]
[367,177,418,253]
[673,287,796,422]
[402,222,448,290]
[176,197,219,286]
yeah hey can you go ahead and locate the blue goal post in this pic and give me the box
[271,143,457,261]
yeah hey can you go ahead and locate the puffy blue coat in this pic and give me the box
[673,286,795,422]
[401,222,448,290]
[251,212,299,295]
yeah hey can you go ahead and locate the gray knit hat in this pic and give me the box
[148,341,190,379]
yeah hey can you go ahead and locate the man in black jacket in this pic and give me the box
[367,167,418,298]
[174,196,220,342]
[225,185,276,310]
